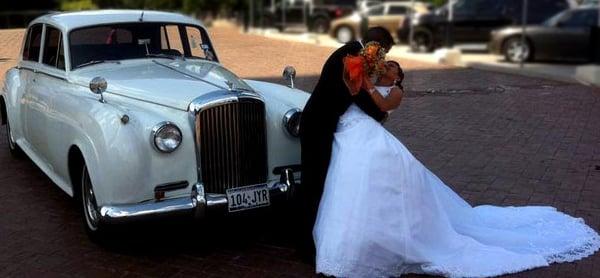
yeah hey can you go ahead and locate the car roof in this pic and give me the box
[29,10,204,33]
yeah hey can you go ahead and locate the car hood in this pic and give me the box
[70,59,254,111]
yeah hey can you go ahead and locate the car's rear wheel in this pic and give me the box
[410,29,434,53]
[81,165,108,241]
[504,37,532,63]
[311,18,329,33]
[5,116,23,158]
[335,25,354,43]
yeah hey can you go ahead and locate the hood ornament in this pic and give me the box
[225,80,235,91]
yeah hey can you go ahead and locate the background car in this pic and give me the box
[580,0,599,5]
[330,1,430,43]
[408,0,577,52]
[262,0,355,33]
[490,6,599,63]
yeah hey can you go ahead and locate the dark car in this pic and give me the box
[489,6,599,63]
[262,0,355,33]
[402,0,576,52]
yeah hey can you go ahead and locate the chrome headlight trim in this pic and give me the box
[151,121,182,153]
[283,108,302,137]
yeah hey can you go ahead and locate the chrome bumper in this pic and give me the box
[98,169,298,224]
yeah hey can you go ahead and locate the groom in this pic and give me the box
[296,27,394,261]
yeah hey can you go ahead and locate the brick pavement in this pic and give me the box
[1,26,600,277]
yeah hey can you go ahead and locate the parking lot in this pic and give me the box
[1,25,600,277]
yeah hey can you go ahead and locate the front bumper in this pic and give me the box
[488,36,504,55]
[98,168,298,224]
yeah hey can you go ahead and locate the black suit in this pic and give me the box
[296,41,387,256]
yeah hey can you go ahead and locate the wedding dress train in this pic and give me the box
[313,86,600,278]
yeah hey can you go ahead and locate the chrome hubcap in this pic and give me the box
[337,27,352,43]
[82,167,100,231]
[413,34,429,52]
[507,40,529,62]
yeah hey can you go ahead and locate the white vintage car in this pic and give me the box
[0,10,308,239]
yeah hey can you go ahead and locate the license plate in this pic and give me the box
[226,184,270,212]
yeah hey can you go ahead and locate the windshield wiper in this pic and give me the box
[75,60,120,69]
[146,53,183,60]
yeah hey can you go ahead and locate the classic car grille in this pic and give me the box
[196,99,268,194]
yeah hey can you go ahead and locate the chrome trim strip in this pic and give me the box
[96,180,296,224]
[99,183,206,224]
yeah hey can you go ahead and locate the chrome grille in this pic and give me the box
[196,99,268,194]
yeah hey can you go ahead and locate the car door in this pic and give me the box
[25,24,66,166]
[450,0,479,43]
[18,24,43,152]
[381,4,410,34]
[553,9,596,60]
[366,5,386,28]
[474,0,512,42]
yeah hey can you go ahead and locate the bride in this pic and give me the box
[312,61,600,277]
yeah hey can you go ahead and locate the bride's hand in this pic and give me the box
[362,76,375,92]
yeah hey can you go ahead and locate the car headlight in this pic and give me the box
[151,122,182,153]
[283,108,302,137]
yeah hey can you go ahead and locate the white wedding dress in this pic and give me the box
[313,86,600,278]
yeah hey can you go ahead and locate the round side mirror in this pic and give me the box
[89,77,107,94]
[282,66,296,88]
[89,76,107,103]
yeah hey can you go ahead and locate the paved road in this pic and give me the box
[1,26,600,277]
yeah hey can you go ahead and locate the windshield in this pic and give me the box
[69,22,217,69]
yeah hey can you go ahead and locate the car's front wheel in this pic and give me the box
[5,116,23,158]
[81,165,108,241]
[410,29,434,53]
[335,25,354,43]
[504,37,532,63]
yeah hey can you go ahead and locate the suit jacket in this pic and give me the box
[295,41,387,250]
[300,40,387,141]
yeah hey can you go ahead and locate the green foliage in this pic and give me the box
[60,0,97,10]
[429,0,447,7]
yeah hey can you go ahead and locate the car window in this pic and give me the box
[529,0,571,23]
[69,23,216,69]
[161,25,184,56]
[185,26,206,59]
[560,9,599,27]
[388,6,408,15]
[453,0,478,14]
[23,24,43,62]
[368,6,385,16]
[42,26,65,70]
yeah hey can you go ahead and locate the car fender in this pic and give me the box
[245,80,308,180]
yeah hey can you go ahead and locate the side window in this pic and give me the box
[561,10,598,27]
[42,26,64,70]
[185,26,206,59]
[161,25,184,56]
[23,24,43,62]
[368,6,385,16]
[388,6,408,15]
[530,0,570,23]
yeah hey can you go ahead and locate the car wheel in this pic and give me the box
[312,18,329,33]
[410,30,434,53]
[504,37,532,63]
[81,165,108,241]
[5,116,23,158]
[335,26,354,43]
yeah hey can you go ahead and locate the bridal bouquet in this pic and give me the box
[343,41,387,94]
